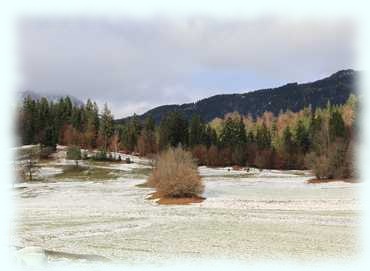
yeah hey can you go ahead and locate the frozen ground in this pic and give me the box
[11,149,360,266]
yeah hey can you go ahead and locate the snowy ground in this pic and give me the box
[11,147,360,266]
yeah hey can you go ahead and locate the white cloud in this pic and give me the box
[19,17,355,117]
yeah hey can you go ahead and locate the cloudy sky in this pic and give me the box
[18,17,355,118]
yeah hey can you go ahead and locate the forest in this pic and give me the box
[17,94,357,180]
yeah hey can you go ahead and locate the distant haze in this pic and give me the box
[19,17,355,118]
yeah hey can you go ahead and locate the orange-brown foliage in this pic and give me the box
[148,147,204,198]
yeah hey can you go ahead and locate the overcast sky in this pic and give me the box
[18,17,355,118]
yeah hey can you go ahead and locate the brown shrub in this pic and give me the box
[206,145,220,166]
[305,139,352,179]
[304,152,331,179]
[271,149,286,169]
[136,130,157,156]
[191,145,208,165]
[246,143,257,166]
[148,147,204,198]
[61,124,83,146]
[254,149,273,169]
[219,148,233,166]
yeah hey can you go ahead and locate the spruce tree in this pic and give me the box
[99,103,114,151]
[256,123,271,150]
[295,120,310,153]
[163,111,188,148]
[189,115,204,147]
[329,110,346,140]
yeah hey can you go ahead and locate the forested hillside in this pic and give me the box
[117,69,357,123]
[17,92,357,180]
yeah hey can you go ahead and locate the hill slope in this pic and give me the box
[119,69,357,123]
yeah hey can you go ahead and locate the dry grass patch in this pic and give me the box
[307,178,358,184]
[147,192,205,205]
[55,165,123,181]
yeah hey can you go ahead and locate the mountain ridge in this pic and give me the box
[117,69,357,123]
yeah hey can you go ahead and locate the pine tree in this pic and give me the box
[159,111,188,148]
[84,99,100,148]
[219,117,246,148]
[282,126,294,154]
[189,115,205,147]
[256,123,271,150]
[20,96,37,144]
[137,116,157,155]
[203,125,218,147]
[144,116,155,132]
[99,103,114,151]
[329,110,346,140]
[282,125,298,169]
[295,120,310,153]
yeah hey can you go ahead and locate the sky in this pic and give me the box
[18,16,355,118]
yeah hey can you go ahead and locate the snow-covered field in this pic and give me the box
[11,147,360,267]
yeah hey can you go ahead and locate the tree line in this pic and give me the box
[18,96,114,150]
[18,94,357,179]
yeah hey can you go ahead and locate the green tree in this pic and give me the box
[137,116,157,155]
[282,125,297,169]
[203,125,218,147]
[99,103,114,151]
[219,117,246,148]
[84,99,100,147]
[127,114,142,151]
[256,123,271,150]
[143,116,155,132]
[159,111,188,149]
[295,120,310,154]
[329,110,346,140]
[189,115,205,147]
[19,96,37,145]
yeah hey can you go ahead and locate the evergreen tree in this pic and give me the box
[159,111,188,148]
[256,123,271,150]
[42,126,58,149]
[189,115,205,147]
[99,103,114,151]
[219,117,246,148]
[247,130,255,143]
[158,116,170,150]
[295,120,310,153]
[282,126,294,154]
[136,116,156,155]
[84,99,100,148]
[20,96,37,144]
[144,116,155,132]
[329,110,346,140]
[203,125,218,147]
[282,125,296,168]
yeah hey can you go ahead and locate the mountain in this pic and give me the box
[19,90,84,106]
[117,69,357,124]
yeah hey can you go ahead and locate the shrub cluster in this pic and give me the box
[147,147,204,198]
[305,139,353,179]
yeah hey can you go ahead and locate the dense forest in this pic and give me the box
[17,94,357,180]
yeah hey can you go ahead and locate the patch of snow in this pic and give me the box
[11,145,360,264]
[39,167,63,177]
[14,246,47,268]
